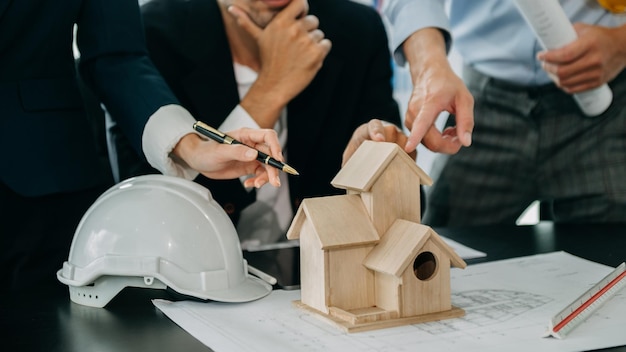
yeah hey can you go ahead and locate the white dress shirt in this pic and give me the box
[225,63,293,246]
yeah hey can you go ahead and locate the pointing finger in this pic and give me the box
[228,5,263,39]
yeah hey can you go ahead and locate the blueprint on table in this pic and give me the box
[153,251,626,352]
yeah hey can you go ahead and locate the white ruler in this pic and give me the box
[544,262,626,339]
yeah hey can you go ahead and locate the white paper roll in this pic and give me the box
[514,0,613,116]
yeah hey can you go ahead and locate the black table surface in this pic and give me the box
[1,222,624,352]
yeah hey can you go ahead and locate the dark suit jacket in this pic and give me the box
[0,0,179,196]
[141,0,401,223]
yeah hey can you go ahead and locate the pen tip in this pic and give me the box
[284,165,299,176]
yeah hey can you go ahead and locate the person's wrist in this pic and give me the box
[404,28,449,83]
[171,133,202,165]
[240,82,288,128]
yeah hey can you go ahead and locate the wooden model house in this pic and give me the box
[286,141,467,332]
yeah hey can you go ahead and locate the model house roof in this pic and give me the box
[363,219,467,277]
[331,141,433,192]
[286,194,380,249]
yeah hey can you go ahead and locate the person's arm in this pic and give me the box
[227,0,331,128]
[79,0,282,187]
[141,105,282,188]
[401,28,473,154]
[382,0,473,154]
[383,0,452,65]
[538,23,626,94]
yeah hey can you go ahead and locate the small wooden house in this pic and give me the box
[286,141,467,332]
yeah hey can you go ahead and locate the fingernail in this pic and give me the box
[464,132,472,146]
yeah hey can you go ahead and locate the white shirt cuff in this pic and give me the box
[142,104,259,181]
[219,105,261,131]
[142,104,199,180]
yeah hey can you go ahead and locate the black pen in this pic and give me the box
[193,121,299,176]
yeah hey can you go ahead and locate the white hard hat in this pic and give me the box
[57,175,272,307]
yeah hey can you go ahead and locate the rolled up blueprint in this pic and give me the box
[514,0,613,116]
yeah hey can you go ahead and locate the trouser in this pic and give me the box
[423,66,626,226]
[0,182,106,292]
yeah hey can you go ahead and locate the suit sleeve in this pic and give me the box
[76,0,180,156]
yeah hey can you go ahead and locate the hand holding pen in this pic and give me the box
[193,121,299,176]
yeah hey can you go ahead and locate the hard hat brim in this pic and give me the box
[195,274,272,303]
